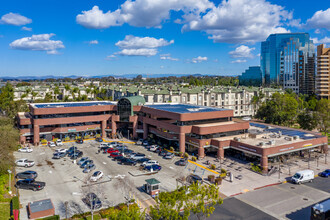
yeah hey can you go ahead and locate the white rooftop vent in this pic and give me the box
[259,142,265,146]
[268,140,275,145]
[187,108,205,112]
[234,137,241,141]
[293,135,299,140]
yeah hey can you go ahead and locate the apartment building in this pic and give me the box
[316,44,330,99]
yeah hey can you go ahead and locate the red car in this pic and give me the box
[107,148,119,154]
[109,152,122,158]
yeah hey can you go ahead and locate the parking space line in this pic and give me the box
[188,160,220,175]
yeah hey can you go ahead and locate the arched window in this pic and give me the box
[117,98,131,122]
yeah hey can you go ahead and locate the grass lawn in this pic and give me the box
[77,214,101,220]
[0,203,11,220]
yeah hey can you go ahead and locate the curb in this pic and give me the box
[187,160,220,175]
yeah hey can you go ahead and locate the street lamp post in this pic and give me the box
[7,170,12,195]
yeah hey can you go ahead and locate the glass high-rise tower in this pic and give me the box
[261,33,315,94]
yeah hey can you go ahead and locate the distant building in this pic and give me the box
[261,33,315,95]
[316,44,330,99]
[239,66,262,86]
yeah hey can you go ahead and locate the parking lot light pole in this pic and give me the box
[7,170,12,195]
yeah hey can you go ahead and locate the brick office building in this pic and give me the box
[17,96,327,173]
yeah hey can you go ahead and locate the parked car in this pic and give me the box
[142,160,159,167]
[99,143,109,148]
[119,158,137,166]
[159,151,167,157]
[142,140,149,146]
[83,164,96,173]
[291,170,314,184]
[77,157,89,166]
[68,149,80,157]
[164,152,174,159]
[114,155,125,161]
[135,158,150,164]
[95,137,103,142]
[136,139,143,145]
[144,165,162,171]
[187,174,203,184]
[101,147,111,153]
[109,142,118,147]
[16,159,35,167]
[82,193,102,210]
[52,152,66,159]
[70,151,83,159]
[76,138,84,144]
[67,146,78,155]
[56,139,63,146]
[177,158,188,166]
[149,145,159,152]
[116,145,127,151]
[320,169,330,178]
[80,160,94,168]
[155,147,163,153]
[107,148,119,154]
[18,147,33,153]
[90,171,104,182]
[109,152,122,158]
[48,141,56,147]
[130,153,146,160]
[122,149,134,154]
[15,171,37,179]
[15,179,45,191]
[55,148,67,154]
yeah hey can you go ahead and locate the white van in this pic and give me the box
[291,170,314,184]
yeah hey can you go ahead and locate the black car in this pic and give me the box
[70,151,83,159]
[119,158,137,166]
[76,138,84,144]
[82,193,102,210]
[15,179,45,191]
[135,158,150,164]
[15,171,37,179]
[101,146,110,153]
[177,158,188,166]
[159,151,167,156]
[187,174,203,184]
[52,152,66,159]
[113,155,125,161]
[67,147,78,155]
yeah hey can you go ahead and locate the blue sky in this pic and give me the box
[0,0,329,77]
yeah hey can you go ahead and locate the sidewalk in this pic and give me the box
[188,154,330,197]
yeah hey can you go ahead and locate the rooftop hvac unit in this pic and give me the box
[268,140,275,145]
[234,137,241,141]
[259,142,265,146]
[293,135,299,140]
[266,126,272,129]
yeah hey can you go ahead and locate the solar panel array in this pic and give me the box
[145,104,230,114]
[35,102,114,108]
[249,123,317,140]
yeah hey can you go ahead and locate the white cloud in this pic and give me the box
[76,1,213,29]
[306,8,330,30]
[191,56,208,63]
[88,40,99,45]
[314,29,321,34]
[113,35,174,57]
[160,65,165,69]
[311,37,330,44]
[9,34,64,54]
[0,12,32,26]
[21,26,32,31]
[116,35,173,49]
[105,54,117,60]
[231,59,247,63]
[160,53,179,61]
[229,45,255,58]
[183,0,291,43]
[115,48,158,56]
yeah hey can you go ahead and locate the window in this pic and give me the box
[117,98,131,122]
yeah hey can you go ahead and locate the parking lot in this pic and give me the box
[14,139,213,219]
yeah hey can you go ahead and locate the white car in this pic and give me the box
[48,142,56,147]
[142,160,159,167]
[99,143,109,148]
[90,171,104,182]
[149,145,159,152]
[16,159,35,167]
[55,148,67,153]
[56,140,63,146]
[18,147,33,153]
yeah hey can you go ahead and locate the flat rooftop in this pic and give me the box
[32,101,116,109]
[144,104,231,114]
[213,122,322,149]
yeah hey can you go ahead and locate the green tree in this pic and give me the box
[297,111,318,131]
[54,86,60,101]
[315,99,330,134]
[150,183,222,220]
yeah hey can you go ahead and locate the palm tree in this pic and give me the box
[86,88,91,99]
[64,84,71,98]
[72,87,79,100]
[31,91,38,102]
[54,86,60,101]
